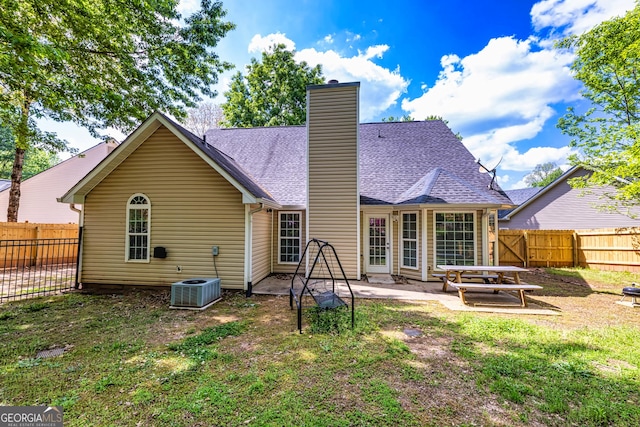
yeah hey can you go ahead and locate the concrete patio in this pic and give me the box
[252,274,560,315]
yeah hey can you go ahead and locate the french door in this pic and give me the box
[365,214,390,274]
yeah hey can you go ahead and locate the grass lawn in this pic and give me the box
[1,268,639,426]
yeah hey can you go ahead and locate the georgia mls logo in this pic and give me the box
[0,406,63,427]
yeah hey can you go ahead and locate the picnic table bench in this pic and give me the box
[436,265,543,307]
[432,273,499,285]
[444,280,543,307]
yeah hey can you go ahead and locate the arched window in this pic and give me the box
[126,194,150,261]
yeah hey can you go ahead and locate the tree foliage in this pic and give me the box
[0,126,60,179]
[222,44,324,127]
[0,0,234,220]
[381,115,414,122]
[556,4,640,213]
[524,162,564,187]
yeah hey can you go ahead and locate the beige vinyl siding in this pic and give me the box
[307,84,359,279]
[272,210,306,273]
[251,208,271,284]
[81,126,246,289]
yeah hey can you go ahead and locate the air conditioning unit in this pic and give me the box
[170,278,221,310]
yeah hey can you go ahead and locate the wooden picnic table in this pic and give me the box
[435,265,542,307]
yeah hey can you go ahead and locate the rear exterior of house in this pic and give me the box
[61,81,514,292]
[79,126,249,289]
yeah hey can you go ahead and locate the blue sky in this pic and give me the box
[47,0,635,189]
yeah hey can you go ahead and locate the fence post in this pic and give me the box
[32,225,41,267]
[523,231,529,268]
[573,230,579,267]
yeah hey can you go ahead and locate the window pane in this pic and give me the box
[127,198,150,261]
[401,213,418,268]
[279,212,301,263]
[435,212,474,265]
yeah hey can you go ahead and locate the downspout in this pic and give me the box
[270,208,274,275]
[69,203,83,288]
[69,203,82,218]
[245,203,264,297]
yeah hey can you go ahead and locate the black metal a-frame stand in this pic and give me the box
[289,238,355,333]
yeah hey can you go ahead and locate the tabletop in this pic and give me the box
[436,265,529,287]
[436,265,528,272]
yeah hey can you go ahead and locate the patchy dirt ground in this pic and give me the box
[3,268,638,426]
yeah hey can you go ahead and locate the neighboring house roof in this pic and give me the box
[0,179,10,192]
[499,166,640,229]
[61,112,277,207]
[0,141,117,223]
[498,187,543,219]
[206,120,513,208]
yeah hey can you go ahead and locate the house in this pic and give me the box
[0,141,118,223]
[60,81,514,293]
[498,187,542,220]
[499,166,640,230]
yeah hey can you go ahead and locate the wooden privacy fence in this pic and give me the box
[0,223,79,268]
[498,228,640,272]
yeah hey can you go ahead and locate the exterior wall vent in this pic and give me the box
[170,278,221,310]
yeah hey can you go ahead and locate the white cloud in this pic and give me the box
[177,0,200,16]
[323,34,334,44]
[360,45,388,60]
[531,0,635,36]
[296,45,409,121]
[248,33,295,53]
[402,36,579,139]
[346,33,361,43]
[244,33,408,122]
[400,0,634,180]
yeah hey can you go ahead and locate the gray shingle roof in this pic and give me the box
[160,113,276,203]
[205,120,513,207]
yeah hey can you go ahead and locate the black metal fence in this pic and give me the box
[0,238,79,302]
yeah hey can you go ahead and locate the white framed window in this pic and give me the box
[401,212,418,269]
[434,212,475,266]
[126,193,150,262]
[279,211,301,264]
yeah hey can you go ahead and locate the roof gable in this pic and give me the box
[500,167,580,220]
[60,112,277,206]
[396,168,507,205]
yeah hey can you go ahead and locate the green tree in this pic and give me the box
[556,4,640,213]
[524,162,564,187]
[0,0,234,221]
[0,127,59,180]
[381,115,414,122]
[0,127,14,177]
[222,44,324,127]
